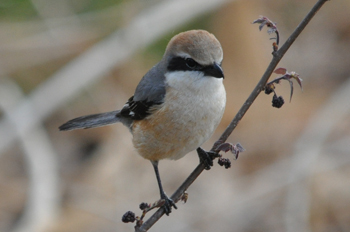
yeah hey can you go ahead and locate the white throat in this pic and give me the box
[165,71,224,96]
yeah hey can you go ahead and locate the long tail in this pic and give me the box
[59,110,123,131]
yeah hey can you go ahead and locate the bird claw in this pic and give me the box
[197,147,220,170]
[161,194,177,216]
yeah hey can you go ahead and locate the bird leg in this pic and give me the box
[151,161,177,216]
[196,147,220,170]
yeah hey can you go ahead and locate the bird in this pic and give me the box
[59,29,226,215]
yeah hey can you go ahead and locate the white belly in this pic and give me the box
[132,72,226,161]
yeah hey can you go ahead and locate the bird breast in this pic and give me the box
[132,71,226,161]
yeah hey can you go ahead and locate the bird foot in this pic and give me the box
[197,147,220,170]
[161,193,177,216]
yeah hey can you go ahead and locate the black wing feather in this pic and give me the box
[120,96,162,120]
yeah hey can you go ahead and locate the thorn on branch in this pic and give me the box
[252,16,280,51]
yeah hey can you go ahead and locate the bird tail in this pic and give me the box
[59,110,124,131]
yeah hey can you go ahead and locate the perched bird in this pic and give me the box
[59,30,226,215]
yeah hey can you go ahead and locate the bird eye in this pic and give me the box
[185,58,198,69]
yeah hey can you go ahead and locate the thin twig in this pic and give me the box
[136,0,329,231]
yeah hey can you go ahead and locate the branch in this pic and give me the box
[0,78,60,232]
[135,0,329,231]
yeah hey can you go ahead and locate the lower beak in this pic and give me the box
[204,63,224,78]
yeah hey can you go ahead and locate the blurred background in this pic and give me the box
[1,0,350,231]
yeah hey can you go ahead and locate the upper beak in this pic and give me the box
[204,62,224,79]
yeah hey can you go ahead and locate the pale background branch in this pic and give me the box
[1,0,349,231]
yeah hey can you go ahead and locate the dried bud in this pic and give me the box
[216,142,245,160]
[139,202,149,211]
[253,16,279,46]
[218,157,231,169]
[268,68,303,102]
[272,42,278,52]
[264,84,275,95]
[272,94,284,108]
[180,192,189,203]
[122,211,136,223]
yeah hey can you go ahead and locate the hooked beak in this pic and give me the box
[203,62,224,79]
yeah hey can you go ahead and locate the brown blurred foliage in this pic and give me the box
[1,0,350,232]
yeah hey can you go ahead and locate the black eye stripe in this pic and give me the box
[167,56,224,78]
[167,57,203,72]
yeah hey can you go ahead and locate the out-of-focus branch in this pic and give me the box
[0,0,230,155]
[136,0,329,231]
[283,76,350,232]
[0,78,60,232]
[0,1,136,75]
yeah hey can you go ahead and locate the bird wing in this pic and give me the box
[120,62,166,120]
